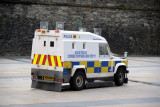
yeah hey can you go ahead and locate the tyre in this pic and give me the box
[70,71,86,91]
[114,68,125,86]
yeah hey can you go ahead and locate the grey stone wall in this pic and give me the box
[0,0,160,56]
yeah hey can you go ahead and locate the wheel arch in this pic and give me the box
[114,63,126,74]
[71,65,87,78]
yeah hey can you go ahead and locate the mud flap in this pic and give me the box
[124,78,128,83]
[31,80,62,92]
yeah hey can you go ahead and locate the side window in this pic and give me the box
[83,42,86,49]
[44,41,46,47]
[50,41,54,47]
[99,44,108,55]
[72,42,75,49]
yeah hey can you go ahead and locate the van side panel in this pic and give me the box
[63,40,99,62]
[63,60,127,82]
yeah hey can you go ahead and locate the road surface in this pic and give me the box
[0,56,160,107]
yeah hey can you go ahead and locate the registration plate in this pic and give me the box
[43,76,54,81]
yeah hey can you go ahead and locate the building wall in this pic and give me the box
[0,0,160,56]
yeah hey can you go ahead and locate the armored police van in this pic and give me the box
[31,22,129,91]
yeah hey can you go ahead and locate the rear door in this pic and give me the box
[32,36,48,69]
[47,36,57,68]
[32,36,57,70]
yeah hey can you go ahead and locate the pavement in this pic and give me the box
[0,56,160,107]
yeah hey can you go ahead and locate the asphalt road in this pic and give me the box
[0,56,160,107]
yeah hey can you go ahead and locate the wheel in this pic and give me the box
[114,68,125,86]
[70,71,86,91]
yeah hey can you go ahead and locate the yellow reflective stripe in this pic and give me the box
[94,61,101,67]
[87,67,94,73]
[113,61,115,66]
[108,61,112,67]
[39,55,44,65]
[80,61,87,67]
[45,58,49,66]
[50,55,55,66]
[57,56,62,67]
[33,54,38,64]
[63,62,71,68]
[101,67,108,72]
[121,60,127,66]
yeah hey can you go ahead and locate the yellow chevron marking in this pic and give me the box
[57,56,62,67]
[33,54,38,64]
[45,57,49,66]
[50,55,55,66]
[39,54,44,65]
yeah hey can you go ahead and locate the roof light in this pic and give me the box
[55,30,59,33]
[73,35,76,38]
[38,29,41,32]
[42,30,45,34]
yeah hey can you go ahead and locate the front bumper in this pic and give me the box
[125,70,129,73]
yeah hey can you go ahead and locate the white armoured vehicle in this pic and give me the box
[31,22,129,91]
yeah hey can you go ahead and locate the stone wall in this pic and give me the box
[0,0,160,56]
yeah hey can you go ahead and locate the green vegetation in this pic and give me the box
[119,4,126,8]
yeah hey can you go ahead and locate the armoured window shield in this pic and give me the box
[94,28,102,36]
[40,21,48,30]
[83,42,86,49]
[50,41,54,47]
[44,41,46,47]
[72,42,75,49]
[99,43,109,55]
[56,21,64,30]
[107,44,118,57]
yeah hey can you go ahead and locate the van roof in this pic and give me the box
[61,30,106,42]
[35,29,107,42]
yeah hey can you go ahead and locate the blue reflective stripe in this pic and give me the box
[72,62,80,68]
[101,61,108,67]
[63,60,123,75]
[115,61,121,66]
[63,69,71,75]
[108,67,112,72]
[87,61,94,67]
[94,67,100,73]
